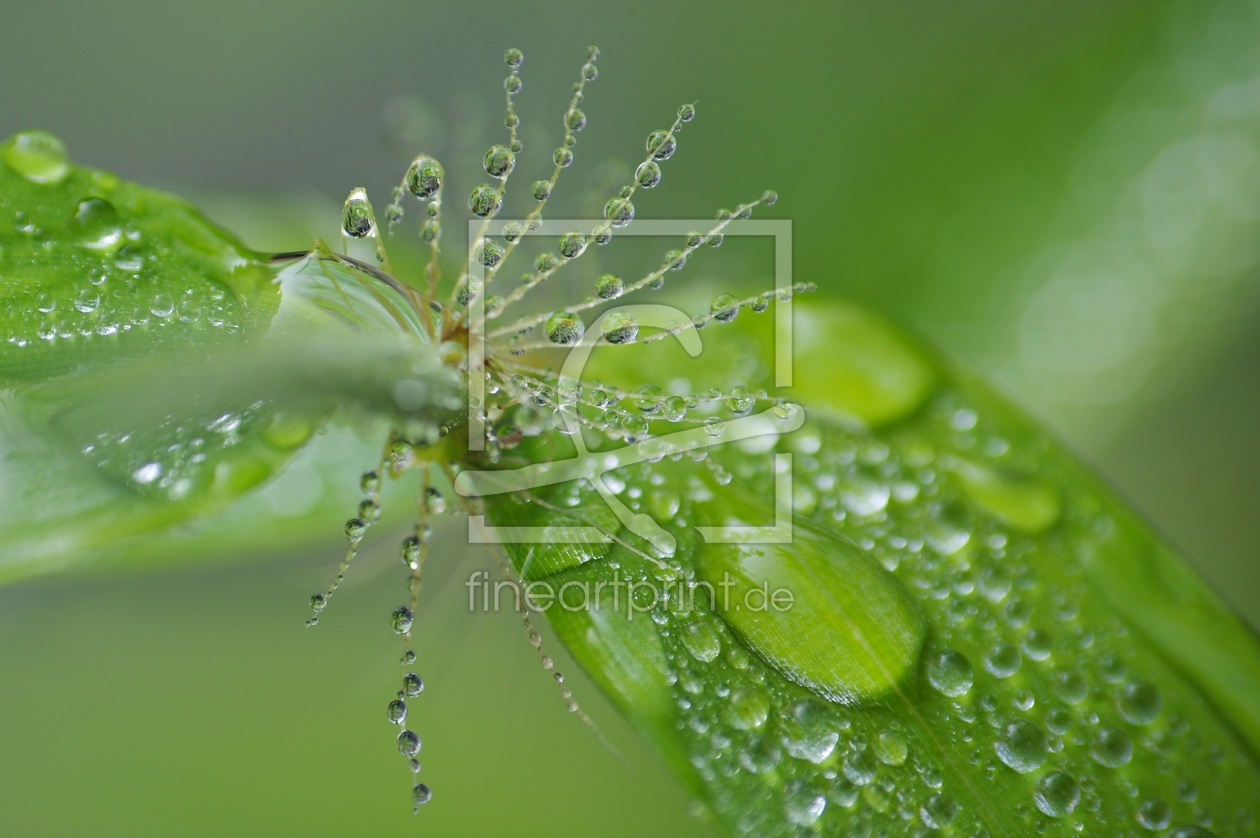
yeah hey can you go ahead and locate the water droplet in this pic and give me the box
[531,180,551,201]
[873,729,908,766]
[553,147,574,168]
[559,231,587,258]
[698,520,925,704]
[391,606,414,635]
[919,793,958,829]
[475,238,504,267]
[985,642,1022,678]
[545,311,585,345]
[621,414,648,441]
[69,197,122,249]
[724,687,769,730]
[995,719,1047,773]
[425,487,446,515]
[703,417,725,438]
[469,184,502,218]
[677,103,696,122]
[595,273,624,300]
[1117,681,1162,725]
[310,593,327,612]
[1033,771,1080,818]
[483,145,515,179]
[681,621,722,663]
[1056,670,1088,704]
[601,311,638,345]
[1090,726,1133,768]
[762,189,778,205]
[1136,799,1172,831]
[405,155,442,199]
[387,699,407,724]
[842,747,878,785]
[341,188,376,238]
[412,783,432,809]
[636,161,662,188]
[927,649,973,697]
[504,74,522,94]
[74,288,100,314]
[646,130,677,161]
[724,385,754,416]
[710,293,739,323]
[504,48,523,67]
[604,197,635,227]
[783,783,826,827]
[565,108,587,132]
[344,518,366,543]
[403,673,425,696]
[400,536,420,569]
[397,730,421,756]
[1021,629,1052,661]
[2,130,70,184]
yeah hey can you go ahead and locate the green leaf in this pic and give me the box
[473,301,1260,835]
[0,132,461,582]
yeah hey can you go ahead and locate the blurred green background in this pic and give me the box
[2,1,1259,835]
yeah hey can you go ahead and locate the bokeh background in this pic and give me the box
[2,1,1258,835]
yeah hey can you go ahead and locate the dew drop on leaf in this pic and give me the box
[927,648,973,697]
[1,130,70,184]
[995,719,1047,773]
[1118,681,1162,725]
[1033,771,1081,818]
[1090,726,1134,768]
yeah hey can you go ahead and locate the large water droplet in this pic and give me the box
[69,197,122,250]
[995,719,1047,773]
[545,311,585,345]
[558,231,587,259]
[2,130,70,184]
[403,673,425,696]
[483,145,515,179]
[601,311,638,345]
[985,642,1022,678]
[1117,681,1162,725]
[927,649,973,697]
[646,130,677,160]
[391,606,414,635]
[397,730,421,756]
[710,293,739,323]
[342,188,376,238]
[1136,799,1171,831]
[636,161,662,188]
[595,273,624,300]
[680,621,722,663]
[1033,771,1080,818]
[695,514,925,704]
[873,729,908,766]
[387,699,407,724]
[406,155,442,199]
[1090,726,1133,768]
[604,197,634,227]
[469,184,502,218]
[919,793,958,829]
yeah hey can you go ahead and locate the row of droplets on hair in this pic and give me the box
[311,45,811,812]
